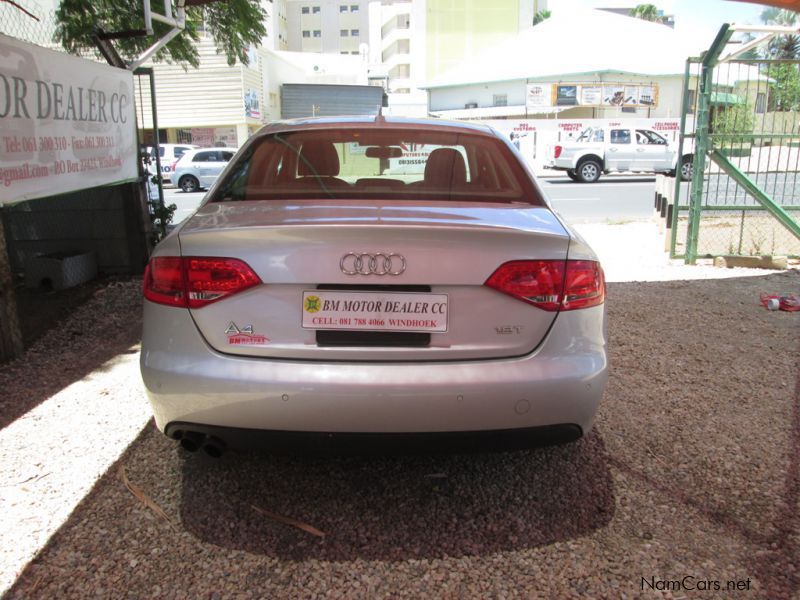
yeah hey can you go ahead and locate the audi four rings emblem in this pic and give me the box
[340,252,407,276]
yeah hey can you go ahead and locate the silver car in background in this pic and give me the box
[140,117,608,456]
[173,147,237,193]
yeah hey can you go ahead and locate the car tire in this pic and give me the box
[566,170,579,181]
[179,175,200,193]
[680,156,693,181]
[576,159,602,183]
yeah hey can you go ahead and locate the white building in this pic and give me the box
[423,7,703,120]
[285,0,370,54]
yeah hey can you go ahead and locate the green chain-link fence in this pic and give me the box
[671,25,800,261]
[0,1,58,48]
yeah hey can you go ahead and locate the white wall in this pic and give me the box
[429,74,688,119]
[260,48,368,121]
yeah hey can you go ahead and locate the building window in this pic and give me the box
[493,94,507,107]
[350,4,359,11]
[302,30,310,37]
[313,30,321,37]
[312,6,320,13]
[351,29,359,36]
[339,5,348,12]
[756,92,766,114]
[340,29,348,36]
[341,50,348,54]
[301,6,309,14]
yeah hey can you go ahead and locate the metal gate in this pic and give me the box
[671,24,800,262]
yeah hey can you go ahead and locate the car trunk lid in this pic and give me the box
[177,200,572,361]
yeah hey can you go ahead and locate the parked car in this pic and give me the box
[146,143,198,184]
[545,126,693,183]
[173,147,238,193]
[140,117,608,457]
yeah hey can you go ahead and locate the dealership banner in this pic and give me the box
[0,34,137,205]
[526,82,660,111]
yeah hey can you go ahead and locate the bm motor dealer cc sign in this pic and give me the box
[0,33,137,205]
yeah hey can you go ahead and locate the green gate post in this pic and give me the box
[671,59,694,258]
[685,24,733,264]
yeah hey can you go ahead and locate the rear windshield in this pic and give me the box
[209,128,543,205]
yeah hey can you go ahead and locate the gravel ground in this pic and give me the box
[1,264,798,598]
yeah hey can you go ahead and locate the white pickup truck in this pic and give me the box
[545,126,693,183]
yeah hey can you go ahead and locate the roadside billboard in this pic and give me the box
[0,33,137,205]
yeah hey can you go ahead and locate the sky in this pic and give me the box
[668,0,766,48]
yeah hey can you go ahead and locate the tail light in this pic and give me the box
[554,145,563,158]
[144,256,261,308]
[484,260,605,311]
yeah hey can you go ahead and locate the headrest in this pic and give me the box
[424,148,467,187]
[298,141,340,177]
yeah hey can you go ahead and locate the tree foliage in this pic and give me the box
[54,0,267,68]
[629,4,665,24]
[760,8,799,59]
[712,102,756,145]
[768,63,800,111]
[532,9,551,26]
[755,9,800,112]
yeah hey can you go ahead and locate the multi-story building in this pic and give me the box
[285,0,370,55]
[365,0,540,116]
[264,0,290,50]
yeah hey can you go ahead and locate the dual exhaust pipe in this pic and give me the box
[172,430,226,458]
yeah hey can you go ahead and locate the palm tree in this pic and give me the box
[760,8,799,59]
[629,4,665,24]
[533,9,551,26]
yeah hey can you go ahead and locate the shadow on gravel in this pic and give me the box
[0,278,142,430]
[177,431,614,561]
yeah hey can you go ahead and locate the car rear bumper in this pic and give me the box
[165,422,584,453]
[140,302,608,437]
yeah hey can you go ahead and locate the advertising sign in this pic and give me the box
[302,290,449,333]
[556,85,578,106]
[580,86,602,105]
[0,34,137,205]
[526,81,659,110]
[525,83,552,110]
[244,88,260,119]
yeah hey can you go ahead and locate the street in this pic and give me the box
[162,175,661,227]
[540,176,657,222]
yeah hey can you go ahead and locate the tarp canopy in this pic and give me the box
[710,92,745,105]
[422,6,767,92]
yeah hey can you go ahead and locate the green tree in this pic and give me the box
[533,9,551,26]
[54,0,267,68]
[768,63,800,111]
[760,8,799,59]
[629,4,665,24]
[712,102,756,147]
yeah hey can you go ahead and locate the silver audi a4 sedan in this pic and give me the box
[140,116,608,456]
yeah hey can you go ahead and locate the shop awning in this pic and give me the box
[710,92,745,106]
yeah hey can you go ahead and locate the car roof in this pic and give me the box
[187,147,238,152]
[253,116,498,139]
